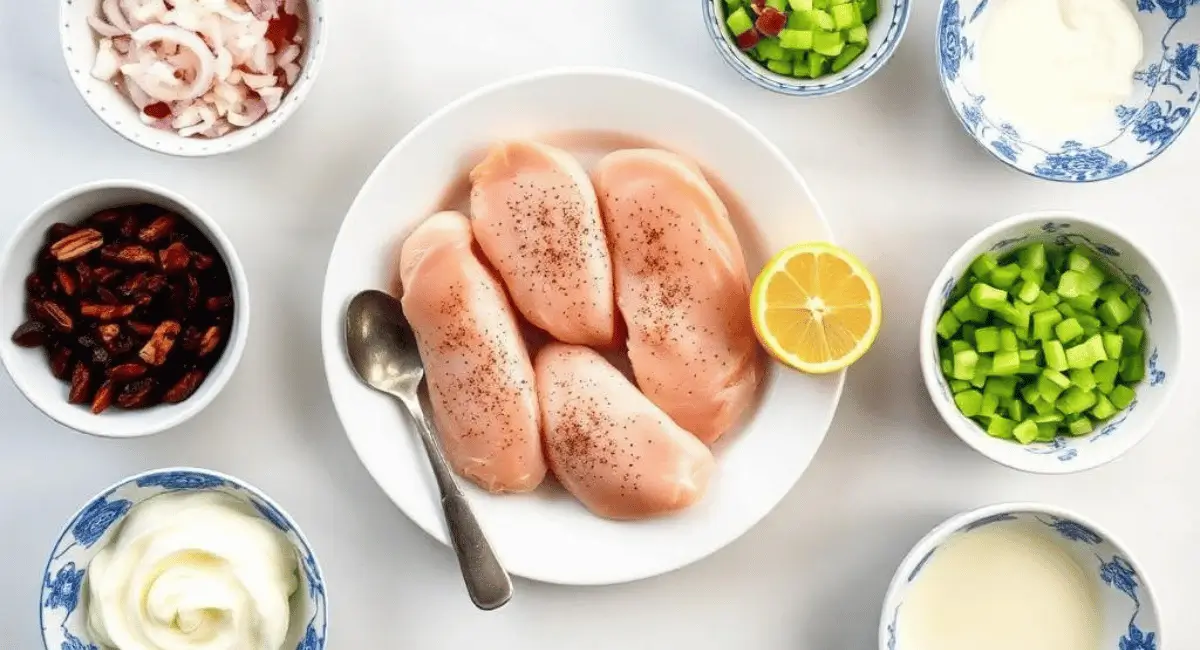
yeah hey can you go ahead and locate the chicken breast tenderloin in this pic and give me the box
[398,211,546,493]
[593,149,763,445]
[469,141,616,347]
[536,343,715,520]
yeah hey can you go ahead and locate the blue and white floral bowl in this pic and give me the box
[880,503,1161,650]
[937,0,1200,181]
[920,211,1181,474]
[41,468,328,650]
[703,0,912,96]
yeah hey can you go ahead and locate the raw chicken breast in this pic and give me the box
[593,149,763,445]
[535,343,715,520]
[399,211,546,493]
[469,141,616,347]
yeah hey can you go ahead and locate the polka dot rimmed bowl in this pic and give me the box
[58,0,327,157]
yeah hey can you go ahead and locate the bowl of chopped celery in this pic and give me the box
[920,211,1180,474]
[703,0,911,97]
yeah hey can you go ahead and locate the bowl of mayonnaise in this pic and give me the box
[40,468,327,650]
[937,0,1200,182]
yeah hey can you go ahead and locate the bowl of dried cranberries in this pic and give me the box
[0,180,250,437]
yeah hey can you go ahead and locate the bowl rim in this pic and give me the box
[39,466,329,650]
[877,501,1164,650]
[702,0,913,97]
[320,64,846,585]
[918,210,1183,474]
[0,179,251,439]
[56,0,328,158]
[932,0,1195,183]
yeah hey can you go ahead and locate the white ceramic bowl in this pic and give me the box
[41,468,328,650]
[702,0,912,96]
[59,0,327,157]
[0,180,250,438]
[321,67,844,585]
[880,503,1161,650]
[919,211,1181,473]
[937,0,1200,181]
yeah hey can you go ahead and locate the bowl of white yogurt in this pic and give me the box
[880,502,1161,650]
[40,468,327,650]
[937,0,1200,181]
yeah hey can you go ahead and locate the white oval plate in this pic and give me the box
[320,68,844,586]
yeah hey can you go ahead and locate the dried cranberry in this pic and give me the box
[755,7,787,37]
[143,102,172,120]
[736,29,761,50]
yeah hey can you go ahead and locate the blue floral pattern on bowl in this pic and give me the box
[41,468,328,650]
[928,216,1178,472]
[703,0,913,97]
[887,509,1160,650]
[937,0,1200,181]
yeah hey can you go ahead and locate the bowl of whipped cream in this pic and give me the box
[40,467,327,650]
[937,0,1200,182]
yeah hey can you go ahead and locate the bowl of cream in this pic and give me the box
[40,468,327,650]
[937,0,1200,182]
[880,502,1161,650]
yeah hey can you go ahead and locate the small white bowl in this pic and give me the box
[919,211,1181,474]
[702,0,912,97]
[880,503,1161,650]
[41,468,328,650]
[58,0,327,157]
[0,180,250,438]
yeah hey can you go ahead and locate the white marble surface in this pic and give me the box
[1,1,1196,648]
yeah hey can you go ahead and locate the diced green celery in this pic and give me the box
[949,379,972,393]
[767,58,793,75]
[1044,340,1068,371]
[970,355,990,388]
[727,0,744,7]
[1042,369,1071,390]
[1102,332,1123,360]
[1065,334,1107,369]
[950,340,971,354]
[1007,399,1026,422]
[1093,360,1119,393]
[1035,424,1058,442]
[1109,384,1136,409]
[999,328,1019,352]
[962,325,977,345]
[812,30,845,56]
[1020,384,1040,404]
[788,9,816,27]
[975,326,1000,353]
[1119,355,1144,383]
[792,54,812,77]
[767,0,789,8]
[1016,281,1040,304]
[814,0,831,7]
[990,264,1021,290]
[1118,325,1144,353]
[991,350,1020,376]
[1069,367,1096,391]
[779,29,815,49]
[1099,296,1133,327]
[1068,416,1093,436]
[830,42,865,71]
[1077,314,1102,336]
[1080,264,1106,294]
[987,416,1015,439]
[997,302,1031,329]
[952,349,978,380]
[1017,360,1040,375]
[1012,419,1038,444]
[984,376,1017,399]
[1054,318,1084,343]
[1021,267,1046,287]
[955,390,984,417]
[1031,309,1063,341]
[1018,349,1040,362]
[789,0,815,8]
[1057,270,1086,299]
[808,52,828,77]
[812,8,835,29]
[1124,292,1143,312]
[1091,394,1117,420]
[1018,243,1046,270]
[970,253,998,277]
[726,7,755,35]
[1097,283,1124,301]
[845,24,869,43]
[1067,248,1092,272]
[757,39,788,60]
[858,0,878,22]
[980,393,1000,417]
[1067,294,1097,312]
[941,358,952,375]
[1036,375,1064,403]
[1032,412,1064,425]
[1029,291,1059,312]
[969,283,1009,311]
[951,296,988,323]
[1057,386,1098,415]
[1032,396,1057,416]
[831,2,856,29]
[1057,303,1077,319]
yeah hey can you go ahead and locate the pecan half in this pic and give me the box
[116,379,156,409]
[49,228,104,261]
[80,303,136,320]
[197,326,222,357]
[92,267,121,284]
[101,244,158,267]
[32,300,73,333]
[159,242,190,274]
[139,320,181,366]
[54,267,77,297]
[109,362,148,382]
[191,252,214,271]
[127,321,156,338]
[91,381,115,414]
[68,362,91,404]
[138,214,176,243]
[163,370,205,403]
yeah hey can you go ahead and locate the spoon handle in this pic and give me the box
[407,407,514,610]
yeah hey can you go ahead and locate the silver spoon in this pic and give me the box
[344,289,513,611]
